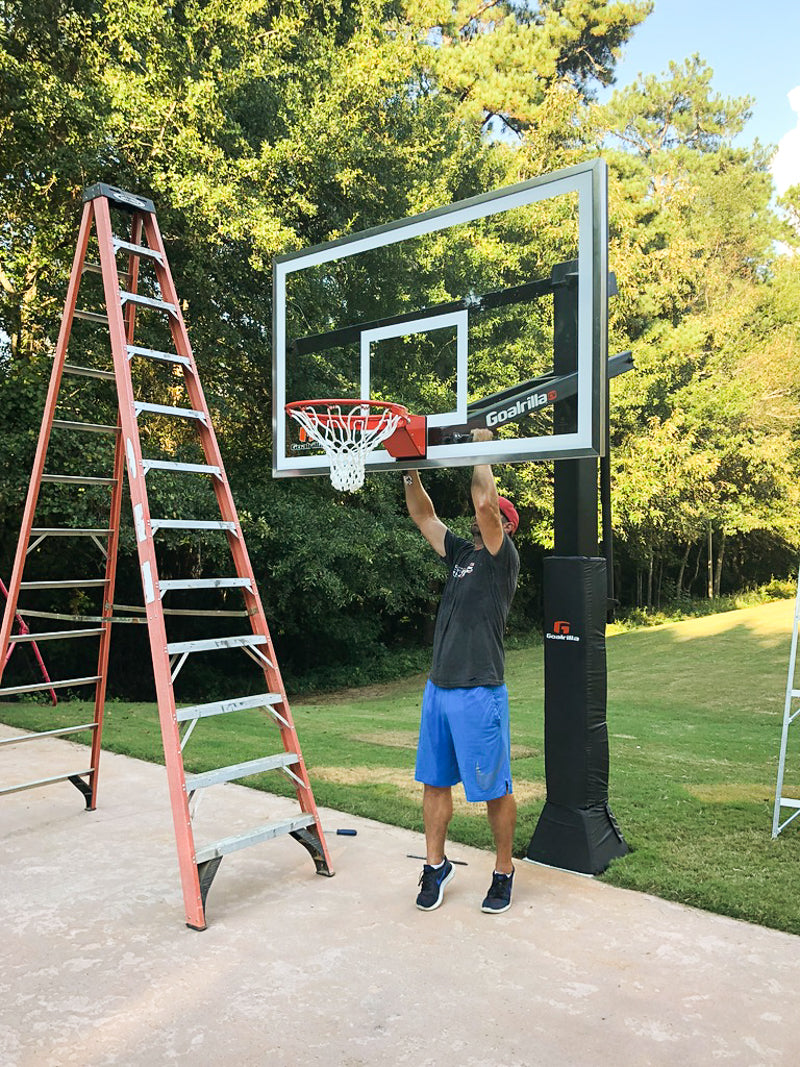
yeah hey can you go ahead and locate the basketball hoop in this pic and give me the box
[286,399,410,492]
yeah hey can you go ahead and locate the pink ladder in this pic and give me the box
[0,184,333,929]
[1,578,57,705]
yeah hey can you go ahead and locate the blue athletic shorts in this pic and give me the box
[415,680,513,802]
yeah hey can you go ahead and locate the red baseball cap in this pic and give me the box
[497,496,519,534]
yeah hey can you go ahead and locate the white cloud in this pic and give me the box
[772,86,800,195]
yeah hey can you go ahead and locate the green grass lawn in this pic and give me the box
[3,598,800,935]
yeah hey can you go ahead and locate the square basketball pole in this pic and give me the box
[525,260,628,874]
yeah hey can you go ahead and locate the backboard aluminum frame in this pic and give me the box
[273,158,608,479]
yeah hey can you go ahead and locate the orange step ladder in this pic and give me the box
[0,184,333,929]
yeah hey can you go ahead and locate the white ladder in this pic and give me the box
[772,566,800,836]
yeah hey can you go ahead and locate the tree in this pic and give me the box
[404,0,651,132]
[593,58,800,604]
[5,1,795,687]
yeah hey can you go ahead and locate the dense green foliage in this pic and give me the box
[1,1,799,694]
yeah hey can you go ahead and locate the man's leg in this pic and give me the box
[486,792,517,874]
[416,784,456,910]
[423,783,453,864]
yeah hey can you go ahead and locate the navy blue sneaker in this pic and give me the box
[481,868,514,913]
[416,858,454,911]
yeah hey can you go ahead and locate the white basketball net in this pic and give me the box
[287,403,403,492]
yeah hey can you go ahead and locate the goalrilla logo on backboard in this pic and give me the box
[546,619,581,642]
[485,390,557,427]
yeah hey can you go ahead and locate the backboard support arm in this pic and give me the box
[429,350,632,444]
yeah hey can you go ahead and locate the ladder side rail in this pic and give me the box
[142,212,333,874]
[141,213,236,525]
[142,210,283,640]
[93,197,206,928]
[772,567,800,837]
[0,204,95,676]
[85,211,146,810]
[140,216,257,584]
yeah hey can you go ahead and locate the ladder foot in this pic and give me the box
[68,774,94,810]
[291,827,335,876]
[197,855,223,910]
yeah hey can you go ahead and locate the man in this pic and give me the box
[403,430,520,914]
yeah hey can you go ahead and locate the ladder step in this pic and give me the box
[167,633,263,655]
[193,814,316,864]
[82,261,127,280]
[0,723,97,746]
[41,474,117,486]
[159,577,252,593]
[112,237,164,264]
[30,527,113,538]
[52,419,119,435]
[141,458,220,475]
[27,524,109,557]
[176,692,283,723]
[0,676,101,696]
[186,752,300,792]
[9,628,105,643]
[127,345,191,368]
[110,603,246,619]
[150,519,236,533]
[74,309,109,324]
[0,769,94,797]
[17,608,142,624]
[141,459,221,477]
[20,579,108,589]
[62,363,116,381]
[777,798,800,810]
[121,292,177,315]
[134,401,205,422]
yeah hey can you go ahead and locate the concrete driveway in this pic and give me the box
[1,723,799,1066]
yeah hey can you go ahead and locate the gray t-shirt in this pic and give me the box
[430,529,520,689]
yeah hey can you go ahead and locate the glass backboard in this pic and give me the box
[272,158,608,480]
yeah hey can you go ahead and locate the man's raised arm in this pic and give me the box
[403,471,447,557]
[470,429,504,555]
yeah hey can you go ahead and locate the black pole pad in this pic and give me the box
[526,556,628,874]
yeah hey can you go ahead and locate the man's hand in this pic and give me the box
[472,428,493,443]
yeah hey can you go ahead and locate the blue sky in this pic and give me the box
[602,0,800,189]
